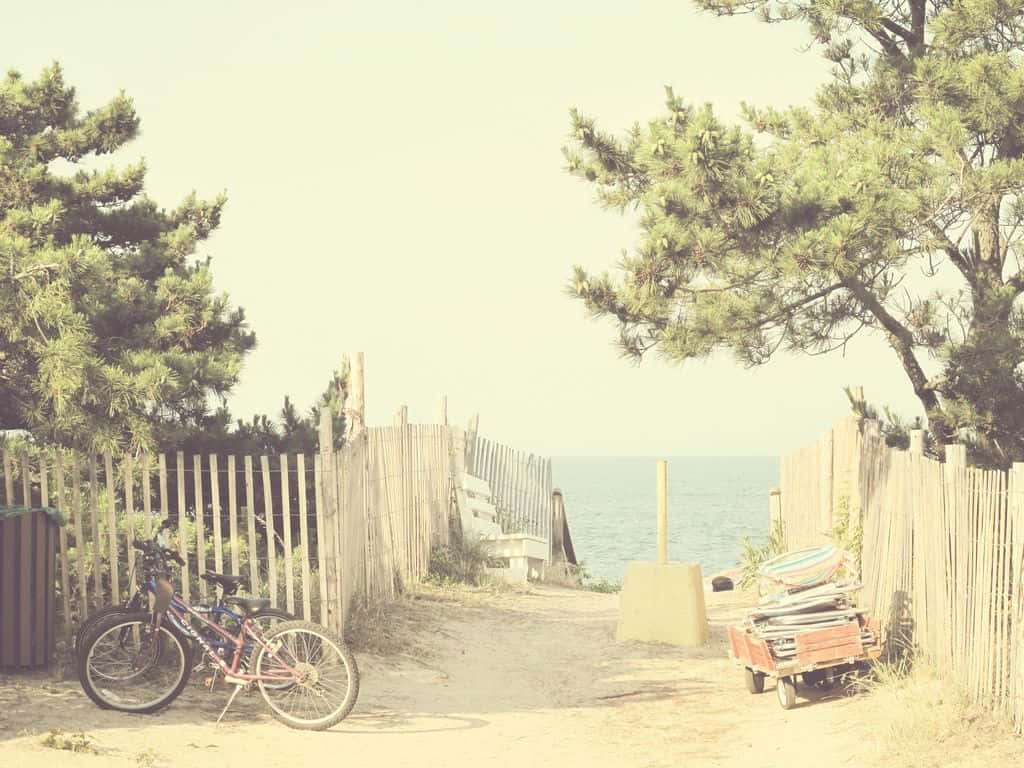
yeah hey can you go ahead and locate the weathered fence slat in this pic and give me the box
[210,455,223,576]
[297,453,312,621]
[281,453,295,615]
[71,453,89,615]
[260,455,277,608]
[314,453,328,626]
[194,454,207,601]
[104,453,120,603]
[88,456,101,609]
[124,453,136,591]
[176,451,189,603]
[244,455,259,598]
[142,454,153,538]
[228,455,240,575]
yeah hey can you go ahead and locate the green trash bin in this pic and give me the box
[0,505,62,669]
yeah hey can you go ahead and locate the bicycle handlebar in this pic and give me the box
[133,526,186,567]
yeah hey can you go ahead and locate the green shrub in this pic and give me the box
[738,518,786,589]
[427,535,496,586]
[585,578,621,593]
[568,560,621,593]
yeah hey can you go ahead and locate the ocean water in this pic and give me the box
[551,456,780,584]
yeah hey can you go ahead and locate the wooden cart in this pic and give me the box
[728,614,882,709]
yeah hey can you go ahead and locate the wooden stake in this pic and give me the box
[227,455,240,575]
[281,453,295,615]
[345,352,365,441]
[210,454,223,575]
[194,454,206,600]
[261,455,277,608]
[297,453,312,621]
[244,456,259,597]
[88,455,102,609]
[176,451,189,603]
[71,453,89,615]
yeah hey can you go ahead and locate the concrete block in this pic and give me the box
[616,561,708,646]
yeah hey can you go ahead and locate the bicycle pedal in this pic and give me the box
[204,674,228,691]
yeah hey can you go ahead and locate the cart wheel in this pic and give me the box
[776,676,797,709]
[744,667,765,694]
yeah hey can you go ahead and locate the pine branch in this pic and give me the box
[7,263,60,282]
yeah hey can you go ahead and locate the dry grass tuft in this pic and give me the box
[345,592,441,656]
[39,729,98,753]
[855,660,1020,768]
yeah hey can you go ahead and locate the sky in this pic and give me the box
[7,1,931,457]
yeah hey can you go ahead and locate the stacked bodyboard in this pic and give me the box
[745,581,877,660]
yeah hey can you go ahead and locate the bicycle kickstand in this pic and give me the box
[216,682,248,724]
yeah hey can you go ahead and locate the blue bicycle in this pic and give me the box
[74,519,294,684]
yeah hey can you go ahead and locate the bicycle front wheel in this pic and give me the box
[253,620,359,730]
[74,593,148,659]
[78,611,191,714]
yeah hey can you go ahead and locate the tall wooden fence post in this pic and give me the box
[345,352,365,442]
[436,396,448,425]
[318,409,342,636]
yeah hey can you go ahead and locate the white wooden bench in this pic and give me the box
[455,472,548,583]
[456,472,503,539]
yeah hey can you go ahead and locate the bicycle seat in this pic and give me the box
[200,572,248,595]
[223,596,270,615]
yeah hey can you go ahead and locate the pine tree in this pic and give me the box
[0,64,254,453]
[565,0,1024,467]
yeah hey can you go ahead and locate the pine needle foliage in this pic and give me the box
[565,1,1024,468]
[0,63,253,455]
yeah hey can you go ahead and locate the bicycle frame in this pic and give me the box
[141,577,260,653]
[152,586,297,685]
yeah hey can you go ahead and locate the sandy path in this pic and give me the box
[1,585,879,768]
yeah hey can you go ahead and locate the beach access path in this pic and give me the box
[0,584,937,768]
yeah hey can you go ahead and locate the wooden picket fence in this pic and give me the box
[0,422,459,642]
[0,417,571,647]
[778,419,1024,733]
[1,446,333,637]
[777,416,861,549]
[470,436,552,542]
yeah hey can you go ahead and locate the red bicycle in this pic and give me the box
[77,537,359,730]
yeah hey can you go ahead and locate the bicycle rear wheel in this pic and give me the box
[253,620,359,730]
[78,611,191,714]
